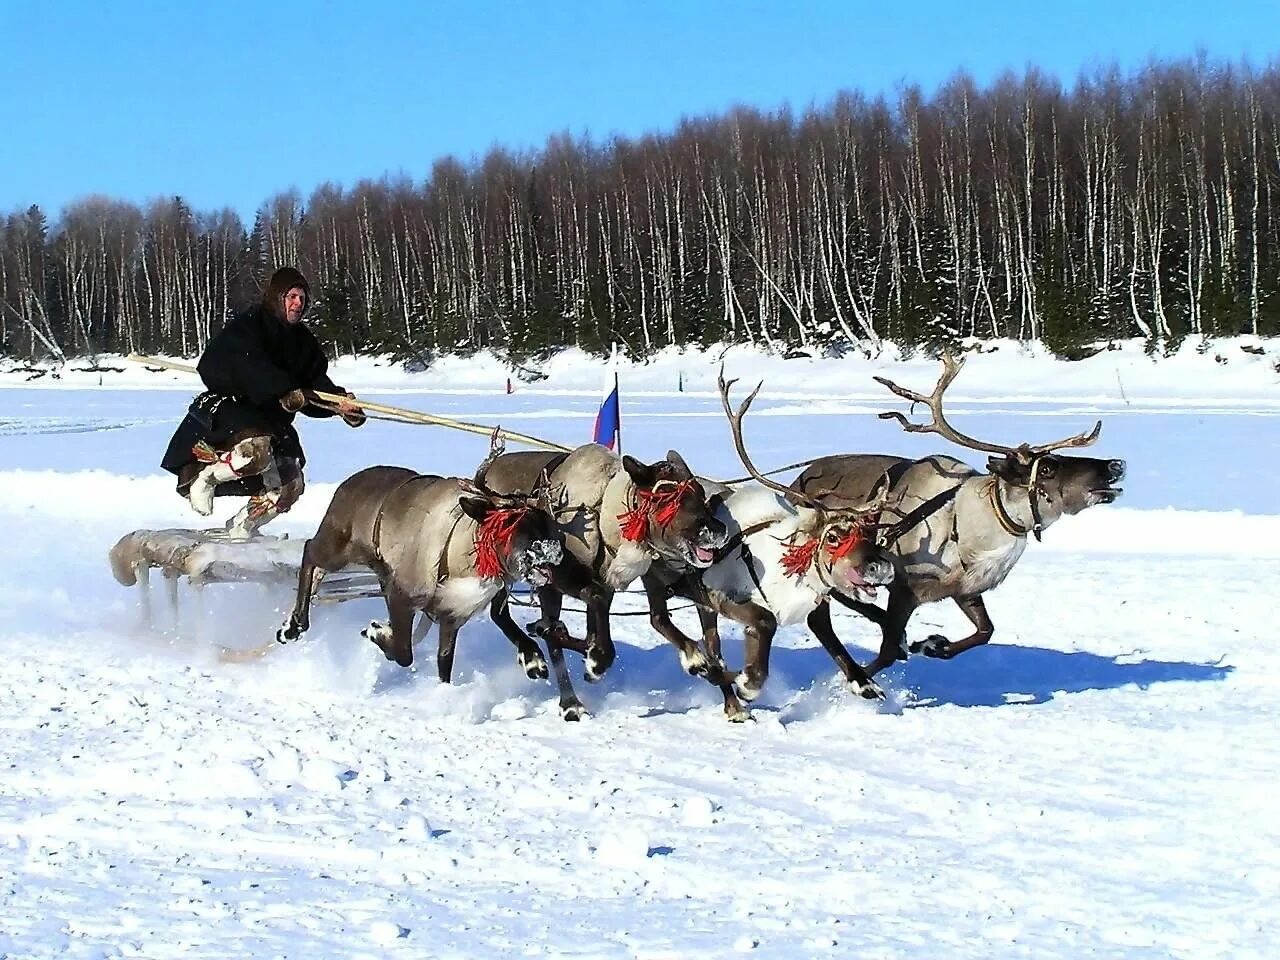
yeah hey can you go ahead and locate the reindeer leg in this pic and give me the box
[436,615,461,683]
[488,591,549,680]
[525,585,591,656]
[807,601,884,700]
[715,599,776,704]
[865,585,919,676]
[642,572,727,683]
[830,590,888,626]
[912,594,993,660]
[696,605,749,722]
[363,581,416,668]
[579,585,616,681]
[546,636,588,722]
[278,537,326,643]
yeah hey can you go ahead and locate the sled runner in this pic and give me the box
[108,527,383,659]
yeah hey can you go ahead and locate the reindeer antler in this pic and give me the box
[717,366,887,521]
[472,426,508,493]
[876,352,1101,460]
[718,366,828,511]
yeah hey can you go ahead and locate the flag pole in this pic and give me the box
[613,367,623,457]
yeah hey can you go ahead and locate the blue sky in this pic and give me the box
[0,0,1274,224]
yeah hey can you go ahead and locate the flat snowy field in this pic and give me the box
[1,341,1277,959]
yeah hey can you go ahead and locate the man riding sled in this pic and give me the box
[160,266,365,538]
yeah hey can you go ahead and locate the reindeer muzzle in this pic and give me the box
[519,538,564,586]
[837,556,895,600]
[1090,460,1126,504]
[686,524,728,568]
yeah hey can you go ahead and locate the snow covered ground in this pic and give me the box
[1,342,1277,958]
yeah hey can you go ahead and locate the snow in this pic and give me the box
[1,341,1278,958]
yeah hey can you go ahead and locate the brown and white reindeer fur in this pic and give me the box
[482,443,729,718]
[643,372,895,720]
[647,482,895,719]
[793,353,1126,677]
[277,465,575,690]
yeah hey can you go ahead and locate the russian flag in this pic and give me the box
[592,351,621,450]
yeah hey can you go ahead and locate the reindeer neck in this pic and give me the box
[990,474,1066,540]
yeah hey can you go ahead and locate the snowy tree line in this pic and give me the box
[2,60,1278,363]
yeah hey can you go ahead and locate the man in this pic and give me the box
[160,266,365,538]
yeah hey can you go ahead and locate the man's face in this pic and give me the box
[282,287,307,324]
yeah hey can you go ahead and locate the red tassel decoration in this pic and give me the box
[828,526,865,560]
[780,537,819,578]
[475,508,527,579]
[617,480,694,543]
[617,505,650,542]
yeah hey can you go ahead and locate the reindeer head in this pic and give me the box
[462,434,566,585]
[718,367,896,597]
[785,510,896,600]
[619,451,727,568]
[876,353,1126,539]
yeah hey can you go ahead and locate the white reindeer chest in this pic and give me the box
[605,541,652,589]
[432,575,503,622]
[956,537,1026,596]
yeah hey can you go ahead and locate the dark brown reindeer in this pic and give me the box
[481,442,730,719]
[276,451,597,688]
[792,352,1126,679]
[640,371,895,719]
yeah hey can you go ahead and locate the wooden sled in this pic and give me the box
[108,527,383,662]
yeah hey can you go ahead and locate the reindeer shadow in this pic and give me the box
[889,645,1233,708]
[759,641,1232,710]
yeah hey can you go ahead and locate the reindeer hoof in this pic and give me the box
[733,675,764,703]
[910,635,952,659]
[362,620,397,660]
[519,649,549,680]
[847,677,886,701]
[679,646,711,677]
[276,620,301,645]
[725,704,753,723]
[561,703,588,722]
[584,644,613,682]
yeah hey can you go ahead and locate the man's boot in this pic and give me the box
[224,471,303,540]
[186,436,272,516]
[225,490,281,540]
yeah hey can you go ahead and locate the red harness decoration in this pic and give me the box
[780,525,866,579]
[828,526,864,560]
[617,480,694,543]
[475,507,528,579]
[780,537,819,578]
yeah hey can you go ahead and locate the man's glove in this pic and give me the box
[338,391,366,428]
[280,388,307,413]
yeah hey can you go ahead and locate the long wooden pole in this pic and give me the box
[126,354,572,453]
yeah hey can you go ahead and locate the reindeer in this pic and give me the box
[276,452,600,690]
[640,371,896,719]
[481,443,730,719]
[792,352,1126,678]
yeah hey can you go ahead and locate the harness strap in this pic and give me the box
[712,519,778,564]
[878,485,963,545]
[372,473,430,561]
[710,519,781,602]
[986,479,1029,539]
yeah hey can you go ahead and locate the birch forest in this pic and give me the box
[3,62,1278,362]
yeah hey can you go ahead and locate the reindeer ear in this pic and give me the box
[458,496,494,523]
[987,455,1030,485]
[622,455,658,488]
[664,450,693,478]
